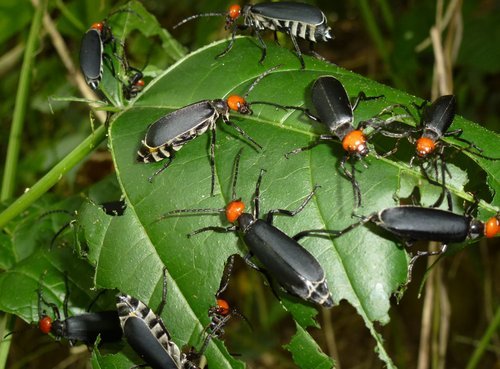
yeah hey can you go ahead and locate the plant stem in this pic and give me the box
[357,0,405,89]
[0,125,107,229]
[1,0,46,201]
[466,306,500,369]
[0,314,16,369]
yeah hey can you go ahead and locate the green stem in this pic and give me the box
[0,125,107,229]
[377,0,394,31]
[357,0,405,89]
[0,314,16,369]
[55,0,85,32]
[1,0,46,201]
[466,306,500,369]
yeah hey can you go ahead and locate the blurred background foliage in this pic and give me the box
[0,0,498,368]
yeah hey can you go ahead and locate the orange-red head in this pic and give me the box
[91,22,104,32]
[485,216,499,238]
[227,95,251,114]
[228,5,242,20]
[39,316,52,334]
[416,137,436,157]
[342,130,368,156]
[215,299,230,316]
[225,200,245,223]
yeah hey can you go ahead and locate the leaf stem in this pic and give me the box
[0,125,107,229]
[466,305,500,369]
[1,0,46,201]
[0,313,16,369]
[357,0,405,89]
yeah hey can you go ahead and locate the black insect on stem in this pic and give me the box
[292,205,500,286]
[137,65,283,196]
[37,272,122,346]
[156,149,334,308]
[173,2,333,69]
[79,8,142,91]
[282,75,409,208]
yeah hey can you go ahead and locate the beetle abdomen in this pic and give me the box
[243,219,333,307]
[79,30,103,89]
[379,206,469,242]
[248,2,332,42]
[137,101,218,163]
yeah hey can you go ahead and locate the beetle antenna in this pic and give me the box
[244,64,282,99]
[38,209,74,221]
[155,208,226,223]
[173,12,226,29]
[107,8,143,22]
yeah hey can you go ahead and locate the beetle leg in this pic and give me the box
[243,252,260,271]
[340,155,362,208]
[253,28,268,65]
[223,119,262,150]
[292,229,342,241]
[265,185,320,225]
[308,41,327,61]
[148,156,174,183]
[252,169,266,219]
[284,135,335,159]
[216,255,236,297]
[293,213,376,241]
[188,225,238,237]
[287,31,305,69]
[156,267,168,317]
[40,290,61,321]
[216,23,239,58]
[444,130,500,159]
[49,221,75,250]
[430,152,453,211]
[351,92,384,111]
[243,253,281,301]
[210,126,217,197]
[406,243,448,285]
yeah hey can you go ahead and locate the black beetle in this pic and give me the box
[137,65,281,195]
[174,2,333,69]
[284,75,407,207]
[157,150,334,308]
[376,95,500,209]
[37,274,122,346]
[116,268,216,369]
[293,205,500,284]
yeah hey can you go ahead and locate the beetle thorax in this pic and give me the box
[237,213,256,233]
[211,99,229,116]
[468,219,484,239]
[51,319,66,337]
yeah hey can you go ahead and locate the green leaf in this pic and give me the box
[99,37,497,369]
[284,324,334,369]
